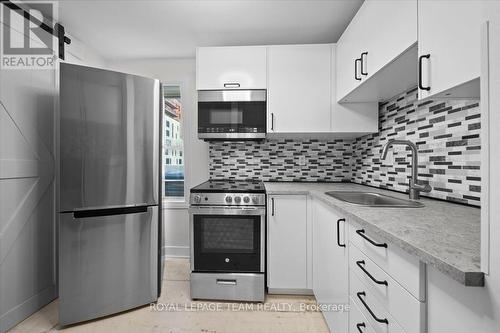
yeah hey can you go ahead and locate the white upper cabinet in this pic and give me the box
[417,0,484,100]
[267,44,331,133]
[336,0,417,102]
[196,46,267,90]
[331,45,378,133]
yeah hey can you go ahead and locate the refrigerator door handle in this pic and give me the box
[73,205,149,219]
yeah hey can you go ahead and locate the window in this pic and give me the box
[162,85,184,199]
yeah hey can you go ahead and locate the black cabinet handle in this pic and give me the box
[356,323,366,333]
[418,54,431,91]
[337,218,346,247]
[356,260,388,286]
[271,113,274,131]
[355,58,362,81]
[360,52,368,76]
[224,82,240,88]
[271,198,275,216]
[357,292,389,324]
[356,229,387,248]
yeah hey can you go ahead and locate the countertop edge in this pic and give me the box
[265,184,485,287]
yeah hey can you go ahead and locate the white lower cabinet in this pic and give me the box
[312,199,349,333]
[267,195,311,293]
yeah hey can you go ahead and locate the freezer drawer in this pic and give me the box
[59,206,158,326]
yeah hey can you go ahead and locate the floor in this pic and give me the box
[9,259,329,333]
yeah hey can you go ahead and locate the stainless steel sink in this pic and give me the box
[325,191,424,208]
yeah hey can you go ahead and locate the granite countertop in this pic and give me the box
[264,182,483,287]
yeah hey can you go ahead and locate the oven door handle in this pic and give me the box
[189,206,266,216]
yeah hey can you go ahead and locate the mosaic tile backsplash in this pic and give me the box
[209,139,352,182]
[208,87,481,206]
[351,88,481,206]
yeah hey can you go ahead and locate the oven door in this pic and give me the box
[189,206,265,273]
[197,90,266,139]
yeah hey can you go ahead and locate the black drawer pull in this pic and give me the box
[357,323,366,333]
[360,52,368,76]
[224,82,240,88]
[357,292,389,324]
[355,58,362,81]
[356,229,387,248]
[271,197,275,216]
[418,54,431,91]
[337,218,346,247]
[356,260,388,286]
[271,113,275,131]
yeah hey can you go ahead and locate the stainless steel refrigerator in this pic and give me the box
[58,63,163,326]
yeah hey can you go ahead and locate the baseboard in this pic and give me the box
[163,245,190,259]
[267,288,314,296]
[0,284,57,333]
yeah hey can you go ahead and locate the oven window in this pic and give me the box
[202,218,254,252]
[193,214,262,273]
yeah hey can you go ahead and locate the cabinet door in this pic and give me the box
[418,0,484,99]
[313,199,349,333]
[267,44,331,133]
[331,45,378,133]
[336,0,417,102]
[196,46,267,90]
[267,195,308,291]
[336,12,366,101]
[362,0,417,79]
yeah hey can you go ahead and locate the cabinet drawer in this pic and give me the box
[350,296,376,333]
[350,243,425,333]
[350,270,406,333]
[348,221,425,301]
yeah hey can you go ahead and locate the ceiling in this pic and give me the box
[58,0,363,60]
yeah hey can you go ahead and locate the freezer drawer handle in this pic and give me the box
[356,229,387,248]
[216,279,237,286]
[223,83,240,88]
[356,260,388,286]
[357,292,389,324]
[356,322,366,333]
[73,205,148,219]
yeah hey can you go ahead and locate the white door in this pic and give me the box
[418,0,484,99]
[196,46,267,90]
[267,195,308,291]
[267,44,331,133]
[0,14,57,331]
[313,199,349,333]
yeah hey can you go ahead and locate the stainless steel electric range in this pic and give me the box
[189,180,266,302]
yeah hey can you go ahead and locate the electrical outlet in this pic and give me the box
[298,155,306,166]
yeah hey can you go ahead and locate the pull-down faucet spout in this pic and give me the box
[380,139,432,200]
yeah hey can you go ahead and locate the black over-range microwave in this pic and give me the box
[197,90,266,140]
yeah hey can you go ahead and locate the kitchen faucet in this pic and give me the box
[380,139,432,200]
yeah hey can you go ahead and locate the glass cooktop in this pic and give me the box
[190,180,265,193]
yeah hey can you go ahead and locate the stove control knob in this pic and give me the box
[252,196,259,204]
[193,195,202,204]
[243,196,250,203]
[234,196,241,204]
[225,196,233,203]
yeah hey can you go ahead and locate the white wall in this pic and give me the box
[63,34,108,68]
[106,58,209,258]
